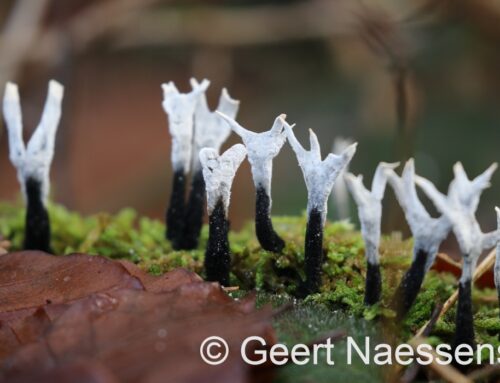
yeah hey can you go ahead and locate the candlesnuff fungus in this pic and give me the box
[386,159,452,318]
[2,80,64,253]
[217,112,287,252]
[282,117,357,294]
[161,79,209,249]
[330,137,354,221]
[181,79,240,250]
[416,162,500,348]
[199,144,247,286]
[345,162,399,305]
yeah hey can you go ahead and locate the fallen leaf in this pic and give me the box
[0,252,276,383]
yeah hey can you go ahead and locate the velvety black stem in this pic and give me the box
[166,169,186,250]
[205,199,231,286]
[181,169,205,250]
[24,177,51,253]
[454,279,474,349]
[392,249,428,319]
[364,261,382,306]
[304,208,323,294]
[255,186,285,253]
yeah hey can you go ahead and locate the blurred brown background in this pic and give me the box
[0,0,499,249]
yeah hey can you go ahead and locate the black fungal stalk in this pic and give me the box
[166,170,186,249]
[255,185,285,253]
[217,112,287,253]
[181,169,205,249]
[24,178,51,252]
[391,249,427,318]
[3,80,64,253]
[199,144,247,286]
[205,199,231,285]
[282,117,357,295]
[304,207,323,294]
[364,261,382,306]
[454,277,474,348]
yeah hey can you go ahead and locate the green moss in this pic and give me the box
[1,201,499,367]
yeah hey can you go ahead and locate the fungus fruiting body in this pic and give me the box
[2,80,64,253]
[386,159,452,318]
[345,162,399,305]
[199,144,247,286]
[416,162,500,348]
[330,137,354,220]
[282,118,357,294]
[217,112,287,252]
[181,80,240,250]
[161,79,209,249]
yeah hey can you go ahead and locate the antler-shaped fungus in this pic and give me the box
[199,144,247,286]
[179,79,240,250]
[386,159,452,318]
[3,80,64,252]
[345,162,399,305]
[282,117,357,294]
[416,162,500,348]
[217,112,287,252]
[330,137,354,220]
[161,79,209,248]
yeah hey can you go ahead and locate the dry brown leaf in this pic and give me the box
[0,252,276,383]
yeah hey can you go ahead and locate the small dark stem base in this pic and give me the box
[166,170,186,250]
[205,199,231,286]
[392,249,428,319]
[453,279,474,350]
[255,186,285,253]
[304,208,323,295]
[24,178,51,253]
[181,169,205,250]
[364,261,382,306]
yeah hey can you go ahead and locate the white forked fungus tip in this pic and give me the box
[4,82,19,101]
[221,88,240,105]
[48,80,64,100]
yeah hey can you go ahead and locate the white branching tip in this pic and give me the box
[416,165,500,281]
[217,112,287,195]
[450,161,498,213]
[330,137,354,220]
[345,162,398,265]
[161,79,210,173]
[281,117,357,224]
[386,159,451,267]
[2,80,64,205]
[199,144,247,216]
[188,80,240,172]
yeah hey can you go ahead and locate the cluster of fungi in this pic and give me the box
[3,78,500,356]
